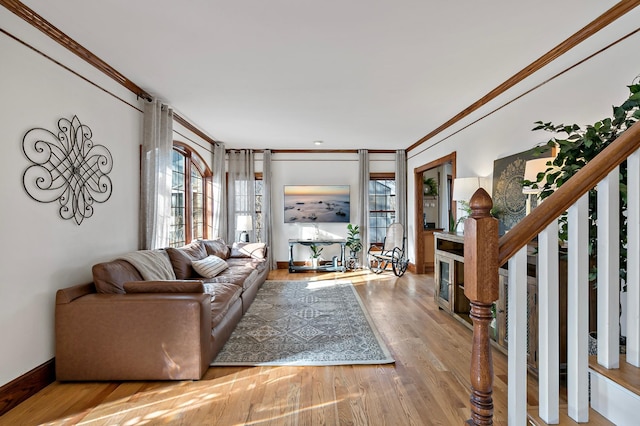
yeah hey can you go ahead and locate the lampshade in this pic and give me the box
[523,158,555,194]
[452,177,481,202]
[236,215,253,231]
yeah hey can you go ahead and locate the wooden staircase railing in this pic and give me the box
[464,119,640,425]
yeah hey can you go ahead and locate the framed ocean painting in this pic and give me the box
[284,185,350,223]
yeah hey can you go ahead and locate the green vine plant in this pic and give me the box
[523,80,640,289]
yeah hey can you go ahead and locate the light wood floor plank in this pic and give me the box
[0,270,599,424]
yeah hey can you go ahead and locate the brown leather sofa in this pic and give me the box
[55,239,268,381]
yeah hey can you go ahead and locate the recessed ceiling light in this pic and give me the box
[314,140,324,146]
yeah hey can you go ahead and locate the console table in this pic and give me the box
[288,239,346,273]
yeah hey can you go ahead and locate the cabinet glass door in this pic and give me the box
[438,259,451,303]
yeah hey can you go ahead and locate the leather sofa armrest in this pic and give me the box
[55,293,211,381]
[123,280,205,293]
[56,282,96,304]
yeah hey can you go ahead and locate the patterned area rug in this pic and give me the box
[211,280,394,366]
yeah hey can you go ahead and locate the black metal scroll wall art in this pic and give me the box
[22,115,114,225]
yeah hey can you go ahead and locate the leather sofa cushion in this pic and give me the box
[207,282,242,326]
[203,259,259,287]
[201,238,231,259]
[232,242,267,260]
[124,280,205,293]
[166,240,208,279]
[93,259,143,294]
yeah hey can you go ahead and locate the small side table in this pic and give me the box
[288,239,346,273]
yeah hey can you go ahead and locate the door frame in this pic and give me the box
[414,151,456,274]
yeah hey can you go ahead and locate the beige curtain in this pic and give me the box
[358,149,370,265]
[227,150,255,243]
[140,98,173,250]
[262,150,275,269]
[211,142,227,239]
[395,149,407,231]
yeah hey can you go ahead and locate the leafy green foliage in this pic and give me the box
[309,244,323,258]
[454,201,501,232]
[523,81,640,288]
[423,177,439,195]
[345,223,363,254]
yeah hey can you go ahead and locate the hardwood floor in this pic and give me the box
[0,270,583,425]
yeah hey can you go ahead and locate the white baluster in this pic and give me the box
[567,194,589,422]
[597,169,620,368]
[539,220,560,423]
[627,150,640,367]
[508,246,528,425]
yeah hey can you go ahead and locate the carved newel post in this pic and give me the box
[463,188,499,425]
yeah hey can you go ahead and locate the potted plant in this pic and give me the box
[524,80,640,352]
[346,224,362,256]
[345,223,363,269]
[423,177,439,196]
[309,244,323,268]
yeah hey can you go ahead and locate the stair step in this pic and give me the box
[589,354,640,397]
[527,405,613,425]
[588,354,640,424]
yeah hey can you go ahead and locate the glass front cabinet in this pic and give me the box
[435,254,453,310]
[433,233,468,322]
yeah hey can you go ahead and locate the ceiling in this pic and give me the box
[18,1,622,150]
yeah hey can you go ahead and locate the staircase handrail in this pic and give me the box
[498,119,640,266]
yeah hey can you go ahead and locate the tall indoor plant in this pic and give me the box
[525,80,639,284]
[345,223,363,269]
[524,80,640,349]
[345,223,363,257]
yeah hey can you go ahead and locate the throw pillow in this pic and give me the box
[192,255,229,278]
[165,240,207,279]
[235,242,267,260]
[201,238,231,259]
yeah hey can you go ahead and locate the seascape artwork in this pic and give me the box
[284,185,350,223]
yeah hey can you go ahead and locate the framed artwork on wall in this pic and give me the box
[492,146,553,235]
[284,185,350,223]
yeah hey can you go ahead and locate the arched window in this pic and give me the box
[170,143,212,247]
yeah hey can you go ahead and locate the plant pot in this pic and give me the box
[588,331,627,356]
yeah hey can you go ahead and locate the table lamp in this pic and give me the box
[237,215,253,243]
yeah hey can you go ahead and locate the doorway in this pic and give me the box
[414,152,456,274]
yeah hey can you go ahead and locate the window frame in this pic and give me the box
[368,172,396,245]
[254,172,263,243]
[170,142,212,247]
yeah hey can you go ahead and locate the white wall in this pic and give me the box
[0,10,217,388]
[0,10,142,386]
[267,152,394,263]
[406,10,640,263]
